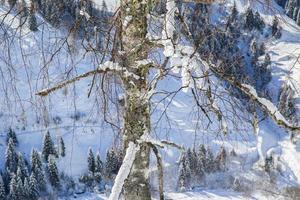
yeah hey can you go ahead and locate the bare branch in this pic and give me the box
[36,68,109,96]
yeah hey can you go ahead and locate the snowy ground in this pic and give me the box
[58,189,288,200]
[0,0,300,199]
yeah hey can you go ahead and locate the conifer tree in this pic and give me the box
[87,148,95,173]
[263,53,271,68]
[293,7,299,20]
[42,131,56,161]
[297,9,300,25]
[16,168,24,199]
[0,175,6,200]
[94,153,103,182]
[47,156,60,188]
[230,1,238,23]
[264,155,274,174]
[20,0,29,19]
[6,128,18,146]
[259,43,266,56]
[29,174,39,200]
[251,40,259,67]
[17,153,29,180]
[105,149,120,177]
[29,2,38,31]
[31,149,46,191]
[230,149,237,157]
[245,8,255,30]
[178,152,191,191]
[215,147,227,171]
[23,177,30,200]
[29,12,38,31]
[186,148,198,176]
[8,0,16,8]
[205,148,215,173]
[5,138,18,173]
[59,137,66,157]
[19,2,29,28]
[95,153,103,173]
[286,0,297,17]
[254,11,265,31]
[8,174,18,200]
[102,0,108,12]
[226,1,238,31]
[198,145,207,172]
[271,16,280,37]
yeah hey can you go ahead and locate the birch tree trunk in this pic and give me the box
[120,1,152,199]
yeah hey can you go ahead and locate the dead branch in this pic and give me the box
[151,144,164,200]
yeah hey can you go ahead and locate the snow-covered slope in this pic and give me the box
[0,0,300,199]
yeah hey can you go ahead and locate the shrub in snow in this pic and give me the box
[60,173,76,195]
[74,182,86,194]
[52,116,62,125]
[79,172,95,188]
[70,111,86,121]
[230,149,237,157]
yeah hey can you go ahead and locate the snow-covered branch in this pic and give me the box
[163,9,300,133]
[201,60,300,132]
[139,133,184,150]
[36,61,139,96]
[108,142,140,200]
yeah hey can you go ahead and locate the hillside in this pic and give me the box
[0,0,300,199]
